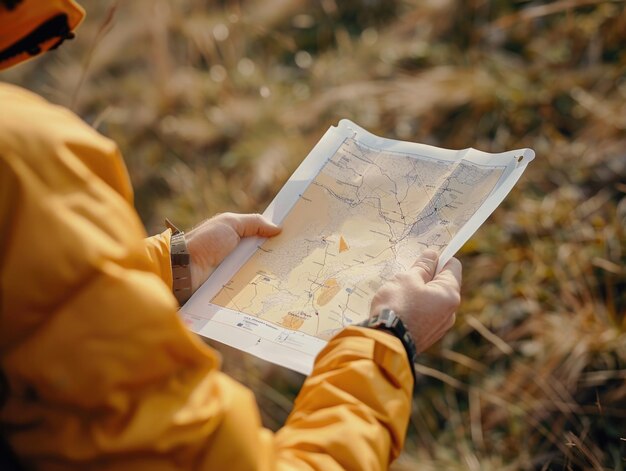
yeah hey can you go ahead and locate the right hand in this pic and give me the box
[369,250,462,353]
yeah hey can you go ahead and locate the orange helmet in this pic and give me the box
[0,0,85,70]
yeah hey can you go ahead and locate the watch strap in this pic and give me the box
[167,220,192,305]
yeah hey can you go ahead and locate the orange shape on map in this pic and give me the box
[281,312,305,330]
[316,278,342,306]
[339,235,349,253]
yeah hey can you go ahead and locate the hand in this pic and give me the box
[369,250,462,353]
[184,212,281,292]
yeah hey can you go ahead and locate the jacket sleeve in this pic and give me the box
[0,83,413,471]
[274,327,413,470]
[143,229,174,289]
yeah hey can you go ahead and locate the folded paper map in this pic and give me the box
[180,119,535,374]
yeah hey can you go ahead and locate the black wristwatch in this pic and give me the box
[166,218,192,305]
[357,308,417,383]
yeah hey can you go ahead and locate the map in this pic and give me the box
[211,138,503,338]
[180,120,534,374]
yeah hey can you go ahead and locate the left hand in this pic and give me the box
[184,212,281,291]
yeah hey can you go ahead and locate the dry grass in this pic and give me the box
[5,0,625,468]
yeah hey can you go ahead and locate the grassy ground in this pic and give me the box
[5,0,625,468]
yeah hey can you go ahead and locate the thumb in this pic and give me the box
[236,213,281,238]
[411,249,439,283]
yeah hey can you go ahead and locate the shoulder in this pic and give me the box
[0,82,132,202]
[0,82,114,155]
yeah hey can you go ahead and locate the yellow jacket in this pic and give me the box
[0,83,413,470]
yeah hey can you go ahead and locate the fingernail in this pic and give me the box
[421,249,438,260]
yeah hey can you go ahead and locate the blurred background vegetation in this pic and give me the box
[4,0,626,468]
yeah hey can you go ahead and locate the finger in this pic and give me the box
[410,249,439,283]
[431,257,462,289]
[446,312,457,329]
[234,213,281,238]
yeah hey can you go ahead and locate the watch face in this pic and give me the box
[379,308,396,327]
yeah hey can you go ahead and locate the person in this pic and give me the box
[0,1,462,470]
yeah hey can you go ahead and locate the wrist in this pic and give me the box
[184,233,214,292]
